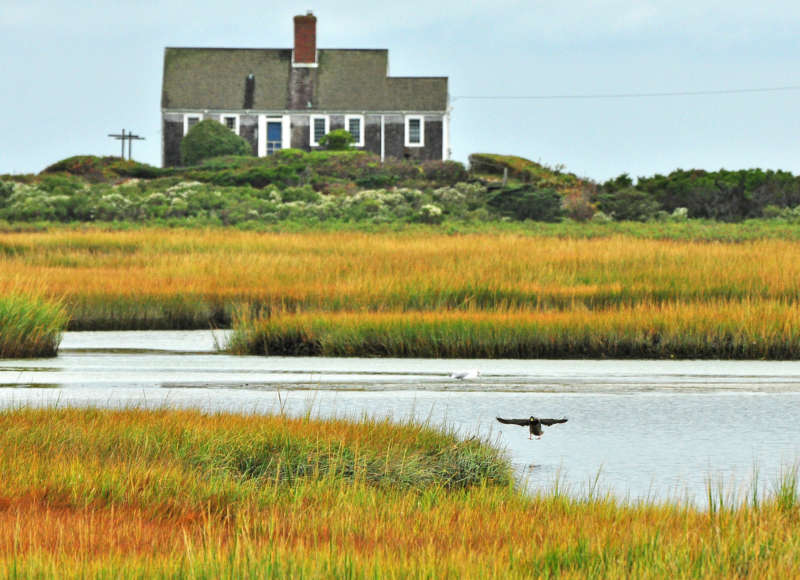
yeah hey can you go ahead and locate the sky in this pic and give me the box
[2,0,799,181]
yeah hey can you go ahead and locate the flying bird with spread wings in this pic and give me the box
[496,416,568,439]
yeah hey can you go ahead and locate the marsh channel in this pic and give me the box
[2,330,800,506]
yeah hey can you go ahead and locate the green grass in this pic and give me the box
[0,292,68,358]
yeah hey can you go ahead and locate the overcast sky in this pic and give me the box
[2,0,799,181]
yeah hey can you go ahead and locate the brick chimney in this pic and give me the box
[293,12,317,65]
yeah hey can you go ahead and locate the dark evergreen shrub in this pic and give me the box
[596,187,661,221]
[487,187,564,222]
[180,120,252,166]
[0,181,15,204]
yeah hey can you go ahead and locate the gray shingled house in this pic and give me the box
[161,13,449,167]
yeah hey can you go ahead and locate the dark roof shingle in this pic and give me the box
[162,48,447,111]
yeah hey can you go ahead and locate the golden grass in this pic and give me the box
[2,229,800,309]
[227,300,800,358]
[1,407,799,578]
[2,227,800,355]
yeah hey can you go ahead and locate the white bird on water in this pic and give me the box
[450,369,480,380]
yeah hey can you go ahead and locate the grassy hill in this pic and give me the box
[0,151,592,227]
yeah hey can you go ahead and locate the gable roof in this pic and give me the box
[162,48,448,112]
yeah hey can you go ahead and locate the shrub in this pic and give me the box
[487,186,564,222]
[671,207,689,221]
[415,203,444,224]
[318,129,354,150]
[561,186,596,221]
[0,181,14,205]
[591,211,613,223]
[595,187,661,221]
[281,185,321,203]
[421,160,468,184]
[355,173,398,188]
[180,120,252,166]
[274,148,306,162]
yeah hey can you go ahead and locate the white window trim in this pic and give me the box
[183,113,203,136]
[345,114,365,147]
[220,114,240,135]
[309,115,329,147]
[404,115,425,147]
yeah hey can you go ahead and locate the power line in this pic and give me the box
[452,84,800,101]
[108,129,145,160]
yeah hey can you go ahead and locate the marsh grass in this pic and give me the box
[0,292,68,358]
[227,301,800,359]
[1,407,799,578]
[4,228,800,357]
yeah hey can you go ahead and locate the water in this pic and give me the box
[2,330,800,506]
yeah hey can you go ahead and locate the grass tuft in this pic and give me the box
[0,292,68,358]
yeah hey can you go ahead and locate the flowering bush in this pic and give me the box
[415,203,444,224]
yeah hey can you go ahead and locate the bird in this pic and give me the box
[450,369,480,380]
[496,416,568,439]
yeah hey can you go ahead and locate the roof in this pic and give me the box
[162,48,448,112]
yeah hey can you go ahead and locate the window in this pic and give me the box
[310,115,329,147]
[221,114,239,134]
[183,114,203,135]
[345,115,364,147]
[404,115,424,147]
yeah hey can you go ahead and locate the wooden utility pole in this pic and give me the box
[108,129,145,160]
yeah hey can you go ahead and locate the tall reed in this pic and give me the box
[1,407,799,577]
[0,292,68,358]
[227,300,800,359]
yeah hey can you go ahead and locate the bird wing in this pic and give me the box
[496,417,531,427]
[539,418,568,426]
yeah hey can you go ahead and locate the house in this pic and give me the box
[161,12,449,167]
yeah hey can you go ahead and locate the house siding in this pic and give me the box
[164,111,448,165]
[290,116,311,150]
[365,116,382,155]
[240,115,259,156]
[162,116,184,167]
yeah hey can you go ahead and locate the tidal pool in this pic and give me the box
[2,330,799,506]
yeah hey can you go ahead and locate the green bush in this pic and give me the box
[596,187,661,221]
[421,160,469,184]
[0,181,14,205]
[487,186,564,222]
[630,169,800,221]
[180,120,252,166]
[318,129,355,150]
[281,185,321,203]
